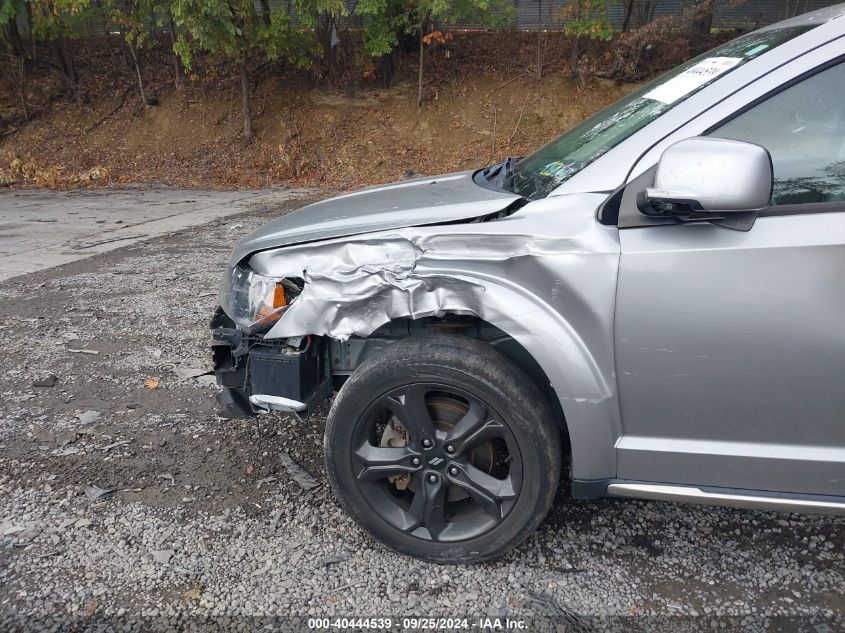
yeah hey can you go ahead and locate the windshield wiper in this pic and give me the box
[481,157,521,191]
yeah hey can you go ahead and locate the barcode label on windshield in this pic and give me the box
[645,57,742,105]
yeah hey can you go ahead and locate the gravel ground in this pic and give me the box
[0,193,843,632]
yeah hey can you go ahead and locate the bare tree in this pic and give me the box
[536,0,543,81]
[689,0,715,55]
[166,10,184,90]
[127,38,154,105]
[55,34,81,103]
[417,21,424,107]
[622,0,636,32]
[240,66,253,140]
[259,0,271,26]
[3,17,24,56]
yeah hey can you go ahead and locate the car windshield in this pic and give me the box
[502,25,817,200]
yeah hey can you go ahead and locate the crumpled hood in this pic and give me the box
[230,171,520,264]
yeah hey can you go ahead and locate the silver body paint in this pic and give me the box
[224,7,845,504]
[248,193,622,481]
[645,137,774,211]
[229,172,519,264]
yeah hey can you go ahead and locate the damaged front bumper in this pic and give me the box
[210,307,331,419]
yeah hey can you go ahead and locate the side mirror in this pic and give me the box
[638,137,773,230]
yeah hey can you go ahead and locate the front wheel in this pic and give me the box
[324,334,561,563]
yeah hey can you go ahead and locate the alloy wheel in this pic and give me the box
[350,383,523,542]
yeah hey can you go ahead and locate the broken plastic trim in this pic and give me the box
[211,306,331,419]
[250,394,308,423]
[249,394,307,412]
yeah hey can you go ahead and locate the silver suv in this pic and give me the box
[212,6,845,562]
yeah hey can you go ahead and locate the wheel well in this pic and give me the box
[327,314,571,465]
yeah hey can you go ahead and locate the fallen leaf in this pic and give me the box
[144,377,160,389]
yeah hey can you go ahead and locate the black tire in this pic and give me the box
[324,334,561,563]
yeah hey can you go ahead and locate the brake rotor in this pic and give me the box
[380,395,496,499]
[380,418,411,490]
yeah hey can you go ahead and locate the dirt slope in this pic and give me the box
[1,35,639,190]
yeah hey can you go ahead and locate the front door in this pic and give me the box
[614,60,845,496]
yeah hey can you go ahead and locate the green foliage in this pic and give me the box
[356,0,514,59]
[89,0,165,53]
[563,0,613,41]
[171,0,343,70]
[125,0,164,48]
[261,5,320,66]
[0,0,21,26]
[171,0,253,68]
[355,0,407,58]
[25,0,93,41]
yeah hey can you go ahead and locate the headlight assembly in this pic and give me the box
[219,265,303,332]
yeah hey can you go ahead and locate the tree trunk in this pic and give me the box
[536,0,542,82]
[119,24,130,70]
[55,36,80,103]
[259,0,271,26]
[689,0,714,55]
[241,66,253,140]
[417,24,424,108]
[4,20,24,57]
[127,40,151,106]
[167,11,183,89]
[643,0,658,25]
[631,41,647,74]
[315,11,335,76]
[568,0,583,75]
[19,56,29,120]
[377,52,397,86]
[94,0,118,67]
[784,0,802,18]
[569,35,581,75]
[25,2,36,60]
[622,0,635,32]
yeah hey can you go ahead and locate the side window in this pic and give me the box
[710,62,845,206]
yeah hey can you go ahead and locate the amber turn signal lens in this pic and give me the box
[272,283,287,309]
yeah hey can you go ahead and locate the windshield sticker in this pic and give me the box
[539,160,577,178]
[744,44,769,57]
[644,57,742,105]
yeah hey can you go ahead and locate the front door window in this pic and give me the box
[711,62,845,206]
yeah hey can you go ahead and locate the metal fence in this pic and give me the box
[14,0,840,37]
[450,0,835,30]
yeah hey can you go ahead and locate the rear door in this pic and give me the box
[614,58,845,496]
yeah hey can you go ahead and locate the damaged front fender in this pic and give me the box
[246,193,623,482]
